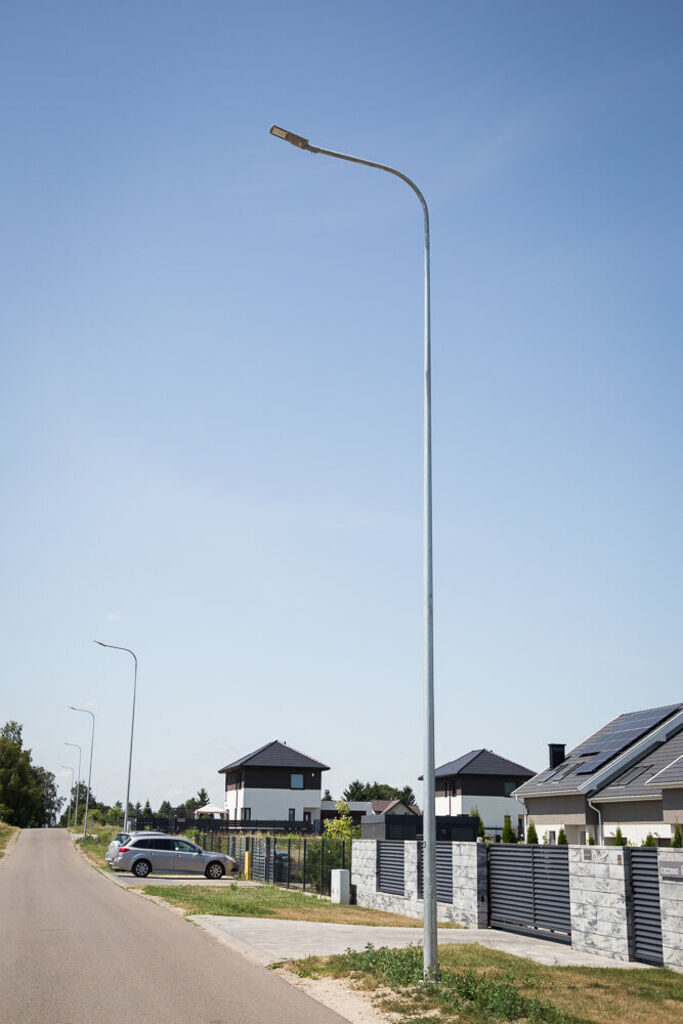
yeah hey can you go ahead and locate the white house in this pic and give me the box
[427,749,535,836]
[218,740,329,824]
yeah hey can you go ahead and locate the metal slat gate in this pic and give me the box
[627,848,663,965]
[251,838,274,884]
[417,842,454,902]
[489,845,571,944]
[377,841,405,895]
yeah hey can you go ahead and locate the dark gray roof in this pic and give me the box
[434,749,535,779]
[647,754,683,788]
[515,703,683,799]
[596,729,683,801]
[219,740,329,773]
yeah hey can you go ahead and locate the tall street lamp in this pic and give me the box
[59,764,75,828]
[69,706,95,837]
[64,742,82,829]
[94,641,137,831]
[269,125,438,979]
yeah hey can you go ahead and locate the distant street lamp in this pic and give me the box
[59,764,75,828]
[69,706,95,837]
[64,742,82,829]
[94,642,137,831]
[269,125,438,979]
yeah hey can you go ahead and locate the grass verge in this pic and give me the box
[284,943,683,1024]
[145,883,460,927]
[74,825,119,869]
[0,821,18,857]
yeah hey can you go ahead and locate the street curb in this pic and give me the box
[0,826,21,870]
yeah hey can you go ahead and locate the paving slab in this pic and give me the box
[189,915,653,970]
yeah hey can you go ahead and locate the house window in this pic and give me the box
[290,773,304,789]
[288,808,295,822]
[504,781,516,796]
[303,811,311,824]
[547,830,556,845]
[242,808,251,821]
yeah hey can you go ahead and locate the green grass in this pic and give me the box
[0,821,18,857]
[74,824,119,869]
[145,882,460,928]
[285,943,683,1024]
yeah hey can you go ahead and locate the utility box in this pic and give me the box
[331,868,350,904]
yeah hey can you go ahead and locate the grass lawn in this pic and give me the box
[284,942,683,1024]
[0,821,18,857]
[74,825,118,869]
[145,882,460,928]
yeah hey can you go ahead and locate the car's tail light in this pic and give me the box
[118,847,129,853]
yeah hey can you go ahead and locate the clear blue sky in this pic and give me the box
[2,2,683,812]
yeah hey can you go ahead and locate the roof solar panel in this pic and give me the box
[572,704,680,776]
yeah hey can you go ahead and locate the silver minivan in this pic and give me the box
[112,834,236,879]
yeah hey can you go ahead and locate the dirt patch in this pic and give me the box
[277,970,396,1024]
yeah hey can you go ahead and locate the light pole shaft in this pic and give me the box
[124,653,138,832]
[65,743,82,829]
[284,138,438,977]
[71,708,95,837]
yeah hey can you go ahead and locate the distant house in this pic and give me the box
[514,702,683,845]
[218,740,329,824]
[424,749,535,836]
[320,798,420,825]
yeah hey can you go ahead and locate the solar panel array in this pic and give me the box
[573,704,680,775]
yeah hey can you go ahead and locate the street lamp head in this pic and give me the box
[93,640,105,646]
[270,125,310,150]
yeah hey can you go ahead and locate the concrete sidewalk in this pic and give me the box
[190,915,652,970]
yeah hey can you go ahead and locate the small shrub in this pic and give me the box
[557,828,568,846]
[613,827,628,847]
[587,833,595,845]
[672,822,682,848]
[501,815,517,843]
[526,820,538,844]
[642,833,657,847]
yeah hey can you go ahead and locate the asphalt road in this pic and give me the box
[0,829,348,1024]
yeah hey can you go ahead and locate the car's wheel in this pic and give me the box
[205,861,225,880]
[132,859,152,878]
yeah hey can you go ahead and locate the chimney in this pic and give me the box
[548,743,565,769]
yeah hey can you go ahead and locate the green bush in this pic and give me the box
[557,828,568,846]
[526,820,538,844]
[613,827,628,847]
[642,833,657,847]
[501,815,517,843]
[672,822,682,848]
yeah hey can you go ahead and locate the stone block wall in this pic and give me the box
[659,849,683,970]
[568,846,630,961]
[351,839,487,927]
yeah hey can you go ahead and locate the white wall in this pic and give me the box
[224,786,321,821]
[603,821,673,846]
[435,793,525,831]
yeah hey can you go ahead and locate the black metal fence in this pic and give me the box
[190,831,351,895]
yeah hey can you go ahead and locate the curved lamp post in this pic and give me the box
[269,126,438,979]
[64,742,82,829]
[59,764,75,829]
[69,706,95,837]
[94,642,137,831]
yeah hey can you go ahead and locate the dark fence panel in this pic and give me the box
[489,845,571,943]
[417,841,454,902]
[131,816,323,835]
[377,841,405,895]
[627,848,663,966]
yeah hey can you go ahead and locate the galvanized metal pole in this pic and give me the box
[65,742,82,830]
[269,127,439,978]
[93,642,138,832]
[70,707,95,837]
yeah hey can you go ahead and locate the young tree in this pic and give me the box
[642,833,657,847]
[323,800,358,841]
[323,789,333,801]
[526,820,539,844]
[142,799,153,816]
[501,815,517,843]
[398,785,417,807]
[196,788,210,807]
[157,800,172,817]
[588,833,596,845]
[672,823,682,848]
[557,828,568,845]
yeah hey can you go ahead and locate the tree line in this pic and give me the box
[338,780,417,807]
[0,721,63,827]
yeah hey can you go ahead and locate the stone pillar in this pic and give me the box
[658,849,683,970]
[451,841,488,927]
[569,846,630,962]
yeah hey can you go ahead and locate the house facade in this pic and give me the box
[320,798,420,825]
[219,740,329,823]
[427,749,535,835]
[514,702,683,845]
